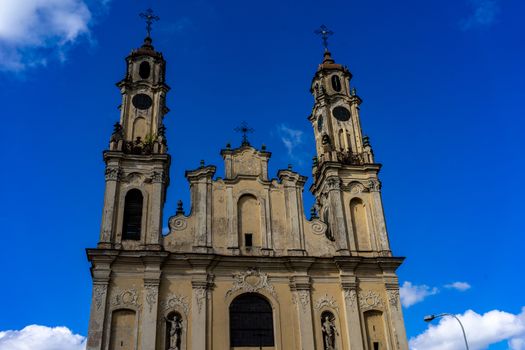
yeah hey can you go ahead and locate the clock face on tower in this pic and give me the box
[332,106,351,122]
[132,94,152,110]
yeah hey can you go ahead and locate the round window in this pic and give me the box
[332,106,351,121]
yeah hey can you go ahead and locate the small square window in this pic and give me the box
[244,233,253,247]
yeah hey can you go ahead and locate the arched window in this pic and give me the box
[229,293,274,347]
[237,194,261,248]
[364,310,386,350]
[331,75,342,92]
[350,198,371,250]
[109,309,136,350]
[139,61,151,79]
[122,189,143,240]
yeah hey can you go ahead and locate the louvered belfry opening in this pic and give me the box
[229,293,275,347]
[122,189,143,240]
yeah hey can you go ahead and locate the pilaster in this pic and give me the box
[86,252,117,350]
[190,275,214,350]
[289,276,316,350]
[384,279,409,350]
[99,163,121,248]
[278,169,307,255]
[140,255,166,350]
[326,176,350,254]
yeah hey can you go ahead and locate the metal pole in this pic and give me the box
[433,313,470,350]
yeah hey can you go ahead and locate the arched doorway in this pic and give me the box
[229,293,275,348]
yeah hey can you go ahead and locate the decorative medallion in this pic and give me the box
[168,216,187,231]
[359,290,384,311]
[226,268,276,299]
[311,219,328,236]
[314,293,339,311]
[111,288,140,308]
[161,293,190,316]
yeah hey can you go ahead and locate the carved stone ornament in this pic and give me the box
[168,216,187,231]
[161,293,190,316]
[105,167,121,181]
[194,287,207,313]
[359,290,384,311]
[367,179,382,192]
[292,290,311,312]
[145,285,158,313]
[315,293,339,312]
[122,172,145,185]
[387,289,400,309]
[325,177,341,191]
[349,182,367,194]
[111,288,140,308]
[311,219,328,236]
[93,284,106,310]
[151,170,166,183]
[225,268,276,299]
[343,289,357,308]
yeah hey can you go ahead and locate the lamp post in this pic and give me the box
[424,313,470,350]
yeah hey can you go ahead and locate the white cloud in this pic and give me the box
[445,281,472,292]
[410,308,525,350]
[0,0,92,72]
[399,281,439,308]
[277,124,304,160]
[461,0,500,30]
[0,325,86,350]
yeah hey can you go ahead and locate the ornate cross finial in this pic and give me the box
[139,8,160,38]
[314,24,334,51]
[234,121,254,146]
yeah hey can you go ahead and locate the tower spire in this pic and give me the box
[139,8,160,38]
[314,24,334,52]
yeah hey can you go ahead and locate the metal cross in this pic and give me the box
[234,121,254,146]
[139,8,160,38]
[314,25,334,51]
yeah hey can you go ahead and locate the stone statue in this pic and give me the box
[322,314,338,350]
[165,314,182,350]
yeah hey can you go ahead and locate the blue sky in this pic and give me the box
[0,0,524,349]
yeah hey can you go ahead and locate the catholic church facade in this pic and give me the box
[86,21,409,350]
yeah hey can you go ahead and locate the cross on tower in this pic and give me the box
[139,8,160,38]
[234,121,254,147]
[314,24,334,51]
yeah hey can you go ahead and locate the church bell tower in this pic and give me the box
[98,26,170,251]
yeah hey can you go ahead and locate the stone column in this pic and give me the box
[290,276,315,350]
[99,165,121,248]
[326,176,350,254]
[385,283,409,350]
[86,253,116,350]
[342,283,365,350]
[140,255,165,350]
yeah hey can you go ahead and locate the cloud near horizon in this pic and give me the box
[0,325,86,350]
[0,0,93,72]
[410,307,525,350]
